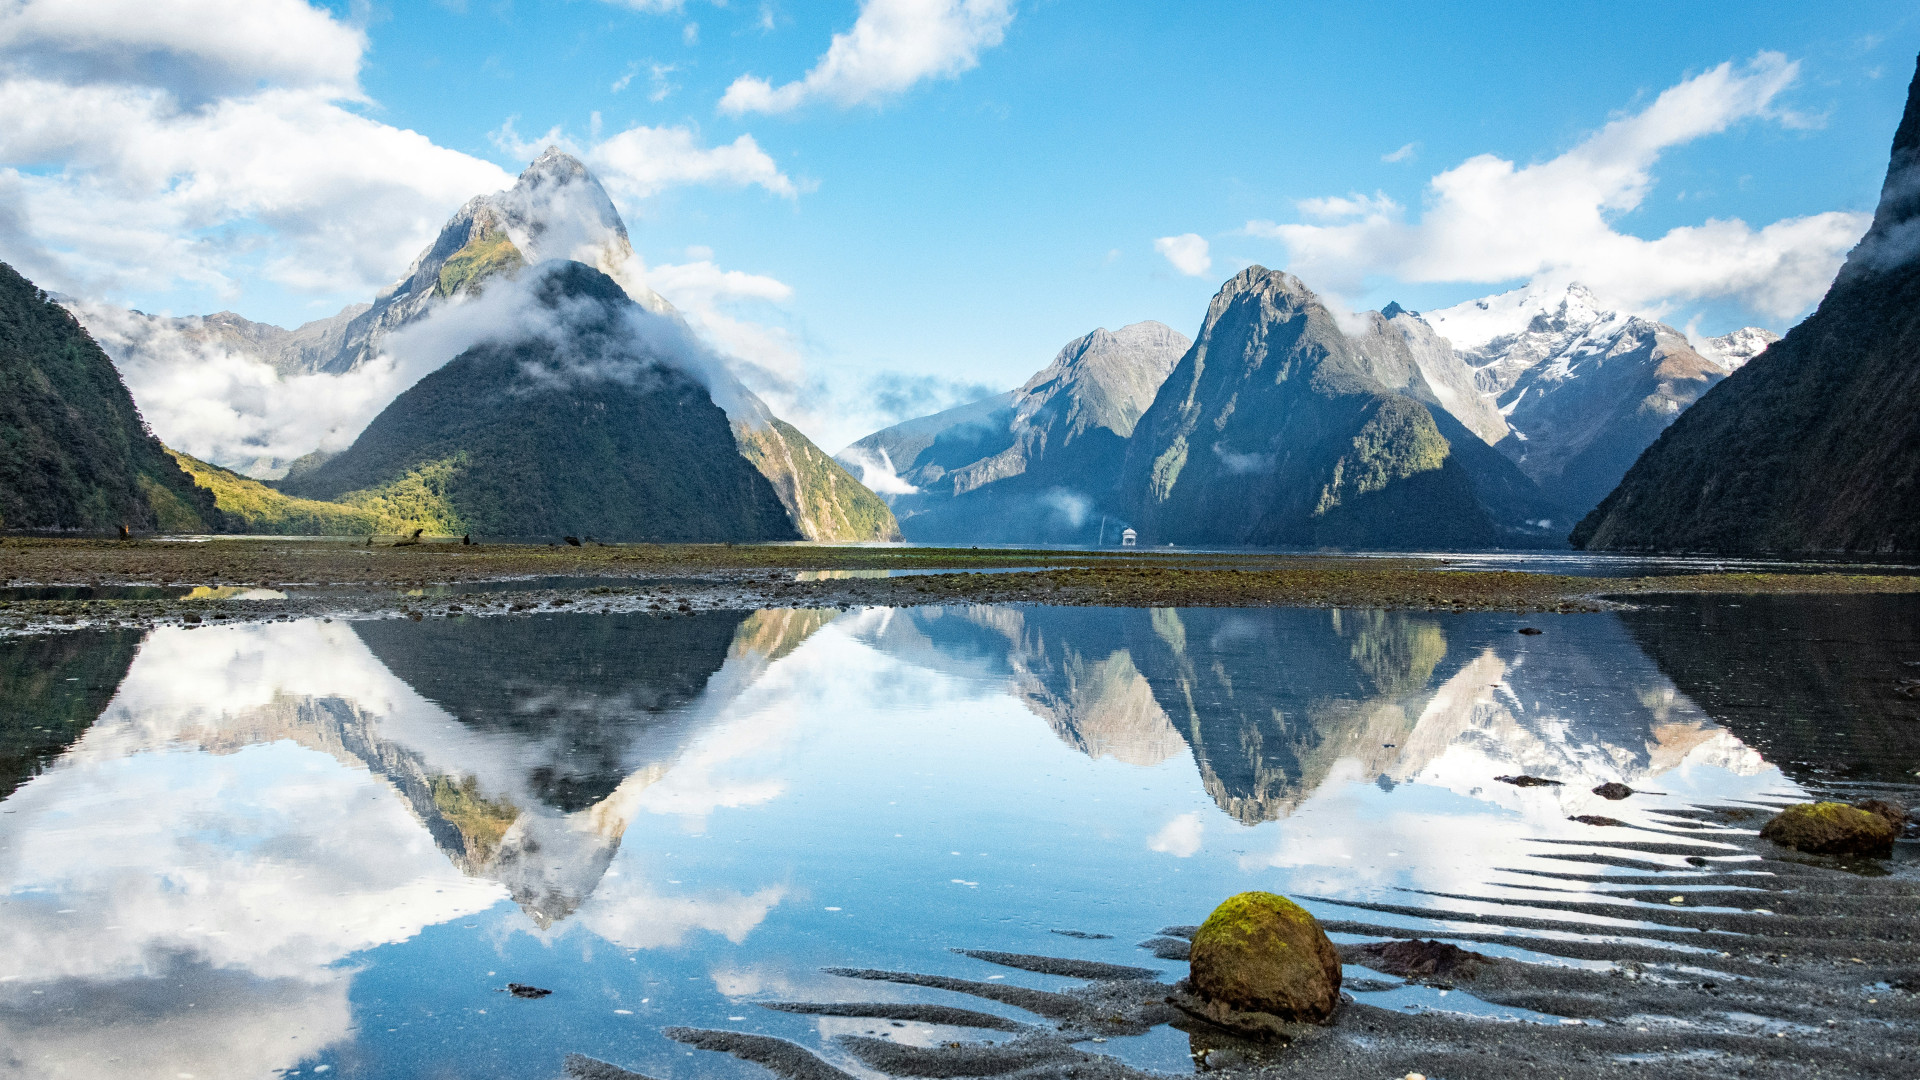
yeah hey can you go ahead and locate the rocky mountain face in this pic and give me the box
[1119,268,1562,549]
[1425,283,1733,519]
[277,262,801,542]
[72,149,896,540]
[1574,55,1920,553]
[842,321,1189,543]
[0,261,219,533]
[1698,327,1779,372]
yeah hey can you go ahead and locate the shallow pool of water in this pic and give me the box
[1,596,1915,1078]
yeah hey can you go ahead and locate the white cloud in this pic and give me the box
[1154,233,1212,277]
[0,0,365,100]
[1252,53,1868,321]
[592,124,798,199]
[719,0,1015,114]
[837,445,919,495]
[0,0,511,305]
[1295,192,1401,221]
[1148,811,1203,857]
[1382,142,1417,163]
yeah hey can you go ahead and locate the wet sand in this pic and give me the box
[3,537,1917,636]
[602,798,1919,1079]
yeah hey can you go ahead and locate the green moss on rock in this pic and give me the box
[1187,891,1341,1029]
[1760,801,1897,857]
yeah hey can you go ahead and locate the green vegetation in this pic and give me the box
[168,450,393,534]
[335,454,470,535]
[736,418,901,541]
[0,260,219,532]
[280,262,800,542]
[435,230,525,298]
[1316,397,1450,514]
[0,628,144,798]
[431,773,520,865]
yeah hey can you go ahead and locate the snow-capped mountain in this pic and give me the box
[1697,326,1780,371]
[1419,282,1750,518]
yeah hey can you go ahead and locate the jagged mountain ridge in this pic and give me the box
[1424,282,1741,517]
[841,321,1189,543]
[0,261,219,533]
[1120,267,1563,548]
[1573,54,1920,553]
[69,149,897,540]
[277,261,802,542]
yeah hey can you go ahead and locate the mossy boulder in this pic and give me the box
[1186,891,1341,1032]
[1760,801,1898,857]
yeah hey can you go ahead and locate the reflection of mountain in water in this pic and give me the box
[41,610,830,928]
[1128,607,1463,822]
[1621,595,1920,784]
[859,606,1762,823]
[0,629,143,799]
[353,611,750,812]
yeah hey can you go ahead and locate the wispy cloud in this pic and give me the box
[719,0,1015,114]
[1153,233,1212,277]
[1249,53,1867,320]
[1382,141,1417,163]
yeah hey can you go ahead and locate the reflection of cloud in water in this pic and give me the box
[1,611,841,1076]
[578,872,787,950]
[1148,811,1205,857]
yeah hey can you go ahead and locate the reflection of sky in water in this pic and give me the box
[0,603,1833,1079]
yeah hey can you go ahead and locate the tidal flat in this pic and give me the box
[2,540,1918,1078]
[2,537,1919,636]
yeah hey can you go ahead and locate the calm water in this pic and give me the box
[2,596,1917,1079]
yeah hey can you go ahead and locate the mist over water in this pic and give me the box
[0,597,1912,1078]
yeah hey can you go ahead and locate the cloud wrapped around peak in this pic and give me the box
[1250,53,1869,321]
[720,0,1015,114]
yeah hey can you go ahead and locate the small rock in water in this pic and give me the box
[1182,891,1341,1034]
[1570,815,1626,827]
[1852,798,1909,832]
[1760,802,1898,857]
[505,983,552,999]
[1517,627,1544,635]
[1494,774,1562,787]
[1356,939,1490,982]
[1592,782,1635,800]
[1049,929,1113,940]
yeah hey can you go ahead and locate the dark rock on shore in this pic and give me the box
[1593,782,1634,800]
[1760,801,1898,857]
[1353,939,1492,983]
[1183,891,1341,1035]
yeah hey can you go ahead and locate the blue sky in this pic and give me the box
[3,0,1917,450]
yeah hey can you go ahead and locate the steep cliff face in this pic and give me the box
[310,146,671,377]
[842,321,1189,543]
[0,261,218,532]
[277,262,800,542]
[1119,268,1559,549]
[732,405,901,542]
[1574,56,1920,553]
[73,150,896,540]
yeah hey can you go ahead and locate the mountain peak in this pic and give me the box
[520,145,589,183]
